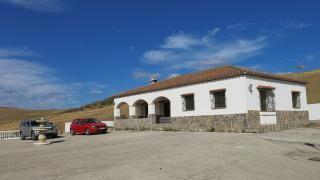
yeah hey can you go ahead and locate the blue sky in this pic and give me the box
[0,0,319,109]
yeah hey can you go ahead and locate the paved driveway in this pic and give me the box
[0,129,320,180]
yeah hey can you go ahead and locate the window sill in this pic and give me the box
[212,107,227,110]
[183,109,195,112]
[260,111,276,116]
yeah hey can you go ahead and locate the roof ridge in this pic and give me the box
[113,65,306,98]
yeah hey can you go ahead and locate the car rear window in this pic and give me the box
[84,118,101,123]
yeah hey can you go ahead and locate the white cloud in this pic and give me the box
[0,0,65,12]
[143,50,176,64]
[0,48,106,109]
[162,32,203,49]
[226,22,257,30]
[0,58,73,109]
[133,70,160,81]
[304,54,316,61]
[207,27,221,36]
[0,47,35,58]
[89,89,103,95]
[167,73,179,78]
[202,27,221,43]
[142,28,267,70]
[88,83,107,95]
[172,38,266,70]
[284,21,313,29]
[226,20,314,35]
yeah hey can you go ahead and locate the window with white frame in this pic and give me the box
[181,94,194,111]
[292,91,301,108]
[210,89,226,109]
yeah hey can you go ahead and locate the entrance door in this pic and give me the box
[163,101,170,117]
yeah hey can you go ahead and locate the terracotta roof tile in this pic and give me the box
[113,66,306,98]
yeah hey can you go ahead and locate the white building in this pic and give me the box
[113,66,309,132]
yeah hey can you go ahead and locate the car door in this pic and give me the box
[21,121,31,137]
[72,120,80,133]
[20,122,26,136]
[26,121,33,137]
[78,120,86,134]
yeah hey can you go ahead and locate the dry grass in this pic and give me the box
[282,69,320,104]
[0,106,114,132]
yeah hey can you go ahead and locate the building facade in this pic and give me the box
[113,66,309,132]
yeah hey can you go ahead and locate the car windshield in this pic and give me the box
[84,118,101,123]
[29,121,39,126]
[29,120,51,126]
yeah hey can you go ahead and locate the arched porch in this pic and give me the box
[153,96,171,124]
[133,99,149,119]
[115,102,129,119]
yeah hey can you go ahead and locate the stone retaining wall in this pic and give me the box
[276,111,309,126]
[114,117,153,131]
[170,114,246,132]
[114,111,309,133]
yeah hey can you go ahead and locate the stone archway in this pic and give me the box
[153,96,171,123]
[133,99,148,119]
[115,102,129,119]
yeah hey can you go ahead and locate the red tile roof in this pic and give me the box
[113,66,306,98]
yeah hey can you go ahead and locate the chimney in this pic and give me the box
[150,77,157,85]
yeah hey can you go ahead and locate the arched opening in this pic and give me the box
[133,99,148,118]
[153,96,171,123]
[116,102,129,119]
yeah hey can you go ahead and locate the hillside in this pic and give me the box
[282,69,320,104]
[0,106,114,132]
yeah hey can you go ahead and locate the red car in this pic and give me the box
[70,118,107,136]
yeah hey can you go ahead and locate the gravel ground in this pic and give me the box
[0,128,320,180]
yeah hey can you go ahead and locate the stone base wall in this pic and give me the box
[114,111,309,133]
[276,111,309,126]
[170,114,246,132]
[244,111,260,129]
[114,117,154,131]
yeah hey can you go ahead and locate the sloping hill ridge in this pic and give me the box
[282,69,320,104]
[0,106,114,132]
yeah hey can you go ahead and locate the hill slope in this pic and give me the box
[282,69,320,104]
[0,106,114,132]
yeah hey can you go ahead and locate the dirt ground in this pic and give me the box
[0,128,320,180]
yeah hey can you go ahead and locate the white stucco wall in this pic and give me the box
[114,77,248,117]
[308,103,320,120]
[245,76,308,111]
[114,76,308,118]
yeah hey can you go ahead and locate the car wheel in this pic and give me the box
[52,134,58,138]
[31,131,37,141]
[20,132,25,140]
[85,128,90,136]
[70,129,75,136]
